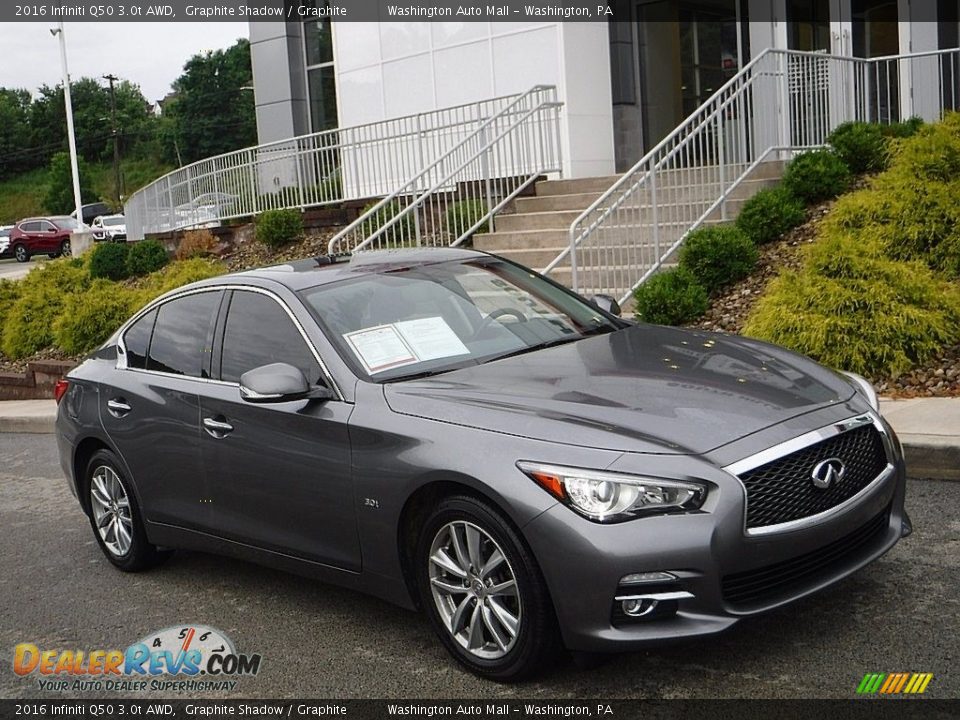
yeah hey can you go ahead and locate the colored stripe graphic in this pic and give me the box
[857,673,933,694]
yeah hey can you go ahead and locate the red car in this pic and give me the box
[8,216,84,262]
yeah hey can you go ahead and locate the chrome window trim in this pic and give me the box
[116,284,344,402]
[723,412,896,537]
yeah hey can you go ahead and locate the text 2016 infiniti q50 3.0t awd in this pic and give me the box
[55,248,910,680]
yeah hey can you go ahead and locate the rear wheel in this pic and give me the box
[13,244,29,263]
[85,449,170,572]
[416,495,559,681]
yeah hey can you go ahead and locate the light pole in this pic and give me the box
[51,22,84,226]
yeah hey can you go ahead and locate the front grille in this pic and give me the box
[722,507,890,607]
[740,424,887,530]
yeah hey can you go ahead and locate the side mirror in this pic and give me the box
[238,362,333,404]
[590,294,622,317]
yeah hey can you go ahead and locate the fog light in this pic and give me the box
[622,598,658,617]
[620,571,676,585]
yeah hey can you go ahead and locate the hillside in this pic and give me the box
[0,157,172,225]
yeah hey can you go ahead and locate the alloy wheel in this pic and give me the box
[61,240,71,257]
[428,521,522,660]
[14,245,27,262]
[89,465,134,557]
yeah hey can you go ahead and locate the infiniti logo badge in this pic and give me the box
[811,457,846,489]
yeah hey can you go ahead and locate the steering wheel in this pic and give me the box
[471,308,528,339]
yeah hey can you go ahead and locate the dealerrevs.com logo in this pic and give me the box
[13,625,262,693]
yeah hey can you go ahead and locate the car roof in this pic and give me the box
[190,247,493,293]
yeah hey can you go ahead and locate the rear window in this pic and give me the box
[146,292,221,378]
[122,309,157,370]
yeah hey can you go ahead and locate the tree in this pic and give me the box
[165,38,257,164]
[0,88,32,179]
[44,152,97,215]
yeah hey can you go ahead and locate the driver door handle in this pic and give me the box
[203,416,234,438]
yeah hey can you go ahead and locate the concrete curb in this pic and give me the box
[0,415,56,434]
[900,439,960,481]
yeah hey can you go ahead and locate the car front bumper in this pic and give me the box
[522,438,908,653]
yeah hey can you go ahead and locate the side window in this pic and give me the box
[147,292,221,377]
[38,221,54,232]
[220,291,322,385]
[122,309,157,369]
[20,222,39,232]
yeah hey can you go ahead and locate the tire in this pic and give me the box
[47,254,58,259]
[415,495,560,681]
[84,449,171,572]
[13,244,29,263]
[60,239,71,257]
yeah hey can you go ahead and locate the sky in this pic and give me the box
[0,22,249,102]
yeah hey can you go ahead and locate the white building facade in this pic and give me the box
[250,1,960,179]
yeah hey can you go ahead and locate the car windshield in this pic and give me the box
[102,217,124,227]
[300,257,622,381]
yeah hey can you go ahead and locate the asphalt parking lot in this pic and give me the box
[1,432,957,700]
[0,257,40,281]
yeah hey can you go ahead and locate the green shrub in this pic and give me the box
[0,279,23,356]
[139,257,226,296]
[256,208,303,248]
[743,235,960,376]
[1,260,90,358]
[126,239,169,276]
[359,199,416,245]
[632,267,709,326]
[827,121,888,173]
[890,125,960,182]
[782,150,851,203]
[88,242,130,281]
[678,225,758,294]
[881,116,924,138]
[736,187,806,245]
[53,280,141,355]
[445,200,489,239]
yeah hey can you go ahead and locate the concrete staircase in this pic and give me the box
[473,161,786,288]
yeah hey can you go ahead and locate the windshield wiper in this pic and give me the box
[486,335,585,363]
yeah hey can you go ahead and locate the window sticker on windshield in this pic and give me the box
[394,317,470,362]
[343,325,418,374]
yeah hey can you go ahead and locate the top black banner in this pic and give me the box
[2,0,949,23]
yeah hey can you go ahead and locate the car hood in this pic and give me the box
[383,325,856,455]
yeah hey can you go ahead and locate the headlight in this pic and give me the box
[841,371,878,411]
[517,462,707,523]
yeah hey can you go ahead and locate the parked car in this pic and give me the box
[174,192,237,229]
[71,202,112,227]
[8,216,86,262]
[0,225,13,259]
[55,248,909,680]
[91,214,127,242]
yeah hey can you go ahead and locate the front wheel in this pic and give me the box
[13,244,29,263]
[60,239,71,257]
[416,495,559,681]
[85,449,170,572]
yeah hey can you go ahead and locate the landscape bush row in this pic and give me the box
[744,115,960,376]
[632,117,928,338]
[0,247,225,360]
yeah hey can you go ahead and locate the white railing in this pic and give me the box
[554,47,960,305]
[124,88,560,241]
[327,86,562,254]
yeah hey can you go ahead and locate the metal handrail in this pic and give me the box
[327,86,562,254]
[554,46,960,305]
[124,88,559,241]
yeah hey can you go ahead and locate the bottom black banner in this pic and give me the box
[0,700,958,720]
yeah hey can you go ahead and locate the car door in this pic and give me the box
[198,288,360,570]
[99,289,223,531]
[36,221,57,252]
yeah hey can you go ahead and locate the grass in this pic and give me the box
[0,157,172,225]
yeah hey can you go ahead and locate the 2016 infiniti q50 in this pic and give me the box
[55,248,910,680]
